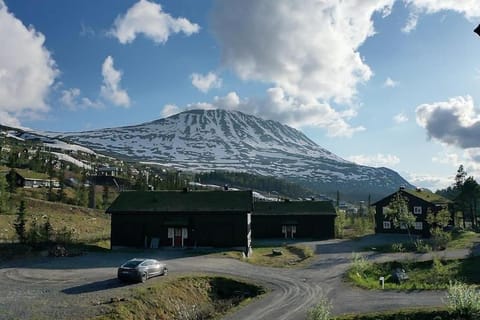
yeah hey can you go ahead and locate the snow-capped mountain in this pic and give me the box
[54,109,413,200]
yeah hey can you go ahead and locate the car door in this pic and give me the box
[149,260,160,276]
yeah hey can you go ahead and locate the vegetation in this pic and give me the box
[383,192,416,242]
[95,275,265,320]
[346,255,480,290]
[307,294,332,320]
[445,281,480,320]
[195,171,316,199]
[335,308,452,320]
[217,244,315,268]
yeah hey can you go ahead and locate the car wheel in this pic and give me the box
[163,267,168,276]
[141,272,148,283]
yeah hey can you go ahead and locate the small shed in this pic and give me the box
[107,190,253,253]
[252,200,336,240]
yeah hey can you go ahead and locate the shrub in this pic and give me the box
[391,242,405,253]
[430,228,451,251]
[428,257,449,285]
[307,294,332,320]
[414,239,432,253]
[445,281,480,319]
[350,253,371,279]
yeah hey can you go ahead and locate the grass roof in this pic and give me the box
[402,188,451,204]
[253,200,336,216]
[107,190,253,213]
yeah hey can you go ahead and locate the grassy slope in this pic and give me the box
[0,195,110,243]
[95,275,265,320]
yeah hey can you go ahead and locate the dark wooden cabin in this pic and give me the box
[252,200,336,240]
[373,187,452,237]
[106,190,253,253]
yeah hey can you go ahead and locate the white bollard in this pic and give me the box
[379,276,385,289]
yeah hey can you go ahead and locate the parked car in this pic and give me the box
[117,258,168,283]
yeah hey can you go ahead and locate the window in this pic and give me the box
[382,206,390,214]
[383,221,391,229]
[414,222,423,230]
[413,206,422,215]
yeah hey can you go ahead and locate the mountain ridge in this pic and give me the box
[50,109,413,200]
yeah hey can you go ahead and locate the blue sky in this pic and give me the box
[1,0,480,191]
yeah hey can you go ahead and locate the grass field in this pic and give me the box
[95,274,265,320]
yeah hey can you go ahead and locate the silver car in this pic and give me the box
[117,258,168,283]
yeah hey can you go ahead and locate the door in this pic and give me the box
[174,228,183,247]
[282,225,297,239]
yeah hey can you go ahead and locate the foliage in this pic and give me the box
[391,242,406,252]
[349,253,372,280]
[414,239,432,253]
[195,171,315,199]
[346,257,480,290]
[430,228,452,251]
[335,209,346,238]
[334,308,451,320]
[241,244,315,268]
[307,294,332,320]
[13,200,27,243]
[0,172,7,213]
[445,281,480,319]
[384,192,416,241]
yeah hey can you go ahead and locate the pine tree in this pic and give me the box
[14,200,27,243]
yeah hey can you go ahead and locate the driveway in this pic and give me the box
[0,234,476,320]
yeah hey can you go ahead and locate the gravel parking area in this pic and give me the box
[1,234,474,320]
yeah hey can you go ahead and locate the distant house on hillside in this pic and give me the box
[6,169,60,188]
[106,190,253,254]
[252,200,336,239]
[373,187,452,237]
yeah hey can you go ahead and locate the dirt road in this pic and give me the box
[1,235,473,320]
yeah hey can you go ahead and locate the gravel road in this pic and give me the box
[0,234,477,320]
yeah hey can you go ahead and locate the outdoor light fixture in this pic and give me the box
[475,24,480,37]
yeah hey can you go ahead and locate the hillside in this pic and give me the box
[52,109,413,200]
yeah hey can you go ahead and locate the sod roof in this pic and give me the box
[401,188,451,204]
[107,190,253,213]
[253,200,336,216]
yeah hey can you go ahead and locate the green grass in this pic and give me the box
[0,195,110,242]
[211,244,315,268]
[335,308,453,320]
[94,275,265,320]
[366,230,479,253]
[346,256,480,290]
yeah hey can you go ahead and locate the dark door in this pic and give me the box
[174,228,183,247]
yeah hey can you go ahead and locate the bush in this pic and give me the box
[445,281,480,319]
[391,242,406,252]
[430,228,451,251]
[349,253,372,279]
[414,239,432,253]
[307,294,332,320]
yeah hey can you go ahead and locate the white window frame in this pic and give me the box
[414,222,423,230]
[413,206,422,215]
[383,221,391,229]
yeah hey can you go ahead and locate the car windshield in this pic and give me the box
[122,260,143,268]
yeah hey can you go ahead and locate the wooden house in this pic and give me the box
[373,187,452,236]
[106,190,253,254]
[252,200,336,240]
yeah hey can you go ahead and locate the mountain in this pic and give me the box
[52,109,413,200]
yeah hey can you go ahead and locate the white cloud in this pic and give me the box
[0,110,21,127]
[100,56,130,107]
[190,72,222,93]
[211,0,395,104]
[60,88,102,110]
[0,0,58,123]
[383,77,399,88]
[403,171,451,191]
[183,89,364,137]
[161,104,180,118]
[347,153,400,168]
[403,0,480,32]
[394,112,408,123]
[111,0,199,45]
[416,95,480,148]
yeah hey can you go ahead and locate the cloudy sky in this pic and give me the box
[1,0,480,191]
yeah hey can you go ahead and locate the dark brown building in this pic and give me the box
[252,200,336,240]
[373,187,452,237]
[106,190,253,253]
